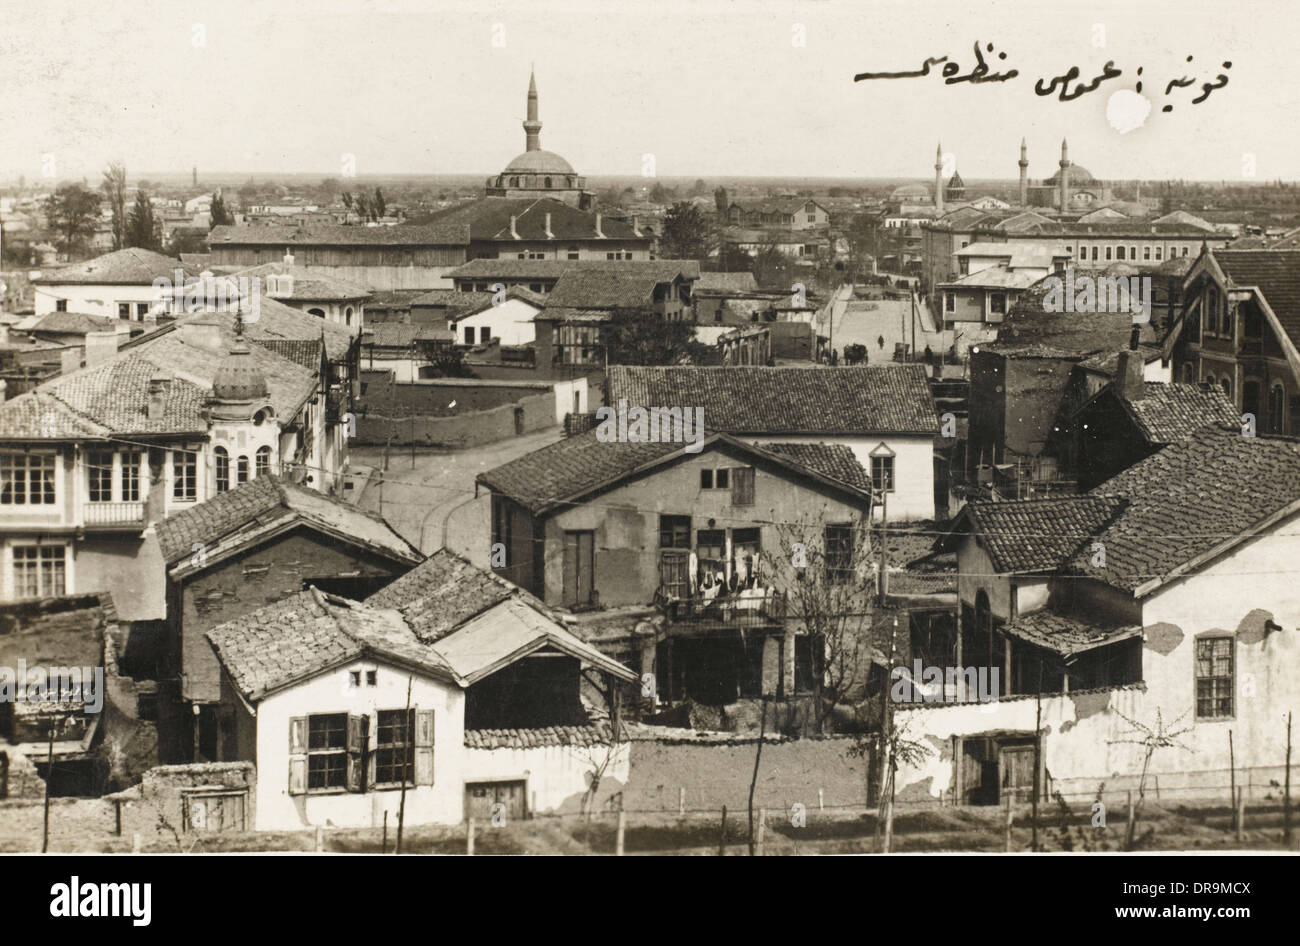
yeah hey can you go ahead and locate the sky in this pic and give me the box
[2,0,1298,183]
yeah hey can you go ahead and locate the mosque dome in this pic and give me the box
[502,149,575,175]
[211,340,269,403]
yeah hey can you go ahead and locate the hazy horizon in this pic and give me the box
[4,0,1297,183]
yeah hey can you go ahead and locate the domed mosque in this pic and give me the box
[485,70,592,208]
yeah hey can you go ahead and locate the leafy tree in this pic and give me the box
[372,186,387,219]
[125,188,161,251]
[101,163,128,250]
[602,305,720,366]
[648,181,676,205]
[44,183,101,256]
[659,201,711,262]
[415,340,475,377]
[751,239,798,290]
[209,191,235,228]
[709,244,753,274]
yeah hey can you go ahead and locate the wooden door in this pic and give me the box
[999,745,1036,804]
[465,780,528,824]
[562,531,594,607]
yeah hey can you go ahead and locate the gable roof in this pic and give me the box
[231,263,371,302]
[1210,249,1300,350]
[695,272,758,293]
[209,222,470,248]
[544,270,675,309]
[1072,427,1300,593]
[477,429,873,516]
[607,365,938,435]
[30,311,120,335]
[1000,610,1142,657]
[951,495,1130,575]
[157,474,421,567]
[1077,381,1240,444]
[366,548,518,637]
[32,248,197,285]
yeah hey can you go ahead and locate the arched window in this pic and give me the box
[214,447,229,493]
[510,177,519,188]
[1269,383,1286,434]
[236,455,249,485]
[344,306,353,326]
[544,177,552,188]
[255,445,272,477]
[1116,245,1126,260]
[307,307,326,318]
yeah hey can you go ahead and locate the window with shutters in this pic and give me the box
[659,514,691,549]
[306,713,348,790]
[871,455,895,493]
[824,523,853,584]
[730,467,754,505]
[374,708,414,786]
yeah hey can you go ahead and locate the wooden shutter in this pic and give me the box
[288,716,307,795]
[414,708,435,786]
[731,467,755,505]
[346,714,369,793]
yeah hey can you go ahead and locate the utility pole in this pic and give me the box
[42,723,55,852]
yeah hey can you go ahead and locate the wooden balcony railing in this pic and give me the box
[654,586,787,627]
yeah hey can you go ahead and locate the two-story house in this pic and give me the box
[1165,248,1300,436]
[908,427,1300,805]
[30,248,200,322]
[479,429,875,712]
[0,308,352,620]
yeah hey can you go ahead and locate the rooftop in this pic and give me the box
[32,248,198,286]
[607,364,939,435]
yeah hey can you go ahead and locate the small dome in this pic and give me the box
[211,340,269,402]
[502,150,575,175]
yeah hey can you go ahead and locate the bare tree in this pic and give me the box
[1109,707,1192,850]
[101,163,128,250]
[771,509,875,733]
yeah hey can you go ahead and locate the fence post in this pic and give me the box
[1236,788,1246,844]
[718,805,727,856]
[616,806,626,857]
[382,810,388,854]
[1285,711,1293,847]
[756,808,766,857]
[1004,796,1014,852]
[466,817,475,856]
[315,826,323,852]
[678,787,685,817]
[818,788,824,811]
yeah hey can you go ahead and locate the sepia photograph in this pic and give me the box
[0,0,1295,920]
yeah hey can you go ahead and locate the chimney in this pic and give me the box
[544,212,554,240]
[509,215,520,239]
[1115,348,1144,401]
[595,212,605,239]
[177,315,226,351]
[60,347,80,376]
[283,248,295,266]
[147,371,173,421]
[83,329,117,368]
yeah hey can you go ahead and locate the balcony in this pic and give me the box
[654,586,787,631]
[82,501,146,529]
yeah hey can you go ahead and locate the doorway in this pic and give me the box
[465,780,528,822]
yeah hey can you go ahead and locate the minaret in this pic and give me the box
[523,69,542,153]
[934,142,944,215]
[1058,138,1071,212]
[1018,138,1029,207]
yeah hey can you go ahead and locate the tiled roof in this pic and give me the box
[209,222,470,247]
[8,356,210,436]
[477,430,872,516]
[607,365,938,435]
[363,323,453,348]
[1212,250,1300,350]
[365,548,516,641]
[532,306,612,323]
[32,248,197,285]
[1115,382,1240,444]
[232,263,371,301]
[759,443,873,493]
[410,289,495,311]
[0,390,112,440]
[250,338,323,372]
[544,270,672,309]
[464,723,616,749]
[447,258,699,281]
[206,589,456,702]
[960,495,1130,574]
[1074,427,1300,592]
[30,311,119,335]
[1001,610,1142,656]
[695,272,758,293]
[156,474,420,565]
